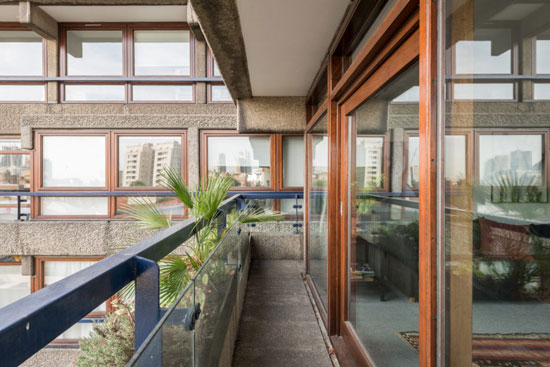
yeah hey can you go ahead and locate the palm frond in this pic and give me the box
[159,167,193,209]
[159,256,191,306]
[239,207,284,223]
[121,197,172,230]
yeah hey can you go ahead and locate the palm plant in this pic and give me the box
[122,168,282,306]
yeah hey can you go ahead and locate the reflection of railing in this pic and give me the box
[0,194,244,367]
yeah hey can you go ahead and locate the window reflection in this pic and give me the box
[65,84,125,102]
[0,31,43,76]
[134,30,190,76]
[42,136,106,187]
[0,154,30,190]
[0,263,30,308]
[356,136,384,190]
[282,136,304,187]
[445,1,550,365]
[207,136,271,188]
[116,197,184,216]
[41,197,109,216]
[132,85,193,102]
[211,85,232,102]
[118,136,182,187]
[66,30,123,76]
[0,85,45,102]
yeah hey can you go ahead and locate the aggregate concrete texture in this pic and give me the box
[21,348,79,367]
[250,233,303,260]
[232,260,332,367]
[238,97,306,133]
[190,0,252,100]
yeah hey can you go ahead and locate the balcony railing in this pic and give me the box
[0,191,304,367]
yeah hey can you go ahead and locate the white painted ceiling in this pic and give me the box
[236,0,350,97]
[0,5,186,22]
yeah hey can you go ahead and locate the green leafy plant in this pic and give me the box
[77,299,134,367]
[121,168,283,306]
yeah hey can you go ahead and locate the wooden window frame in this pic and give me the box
[0,23,48,104]
[207,48,221,78]
[59,23,195,104]
[32,129,188,219]
[33,256,111,345]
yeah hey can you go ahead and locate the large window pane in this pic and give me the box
[116,196,185,217]
[65,84,125,102]
[66,30,123,76]
[211,85,232,102]
[43,260,105,340]
[444,2,550,366]
[0,85,45,102]
[307,114,328,309]
[207,136,271,188]
[118,136,182,187]
[41,197,108,216]
[134,30,190,76]
[282,136,304,187]
[42,136,106,187]
[346,64,419,366]
[0,31,43,76]
[0,263,30,308]
[132,85,193,102]
[0,154,30,190]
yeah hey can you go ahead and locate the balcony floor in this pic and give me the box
[232,260,333,367]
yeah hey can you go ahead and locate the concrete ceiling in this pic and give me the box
[236,0,350,97]
[0,5,186,22]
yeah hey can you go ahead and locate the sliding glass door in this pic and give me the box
[442,1,550,365]
[345,62,420,366]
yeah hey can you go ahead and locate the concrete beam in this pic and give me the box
[19,1,58,40]
[189,0,252,100]
[237,97,306,133]
[186,2,204,41]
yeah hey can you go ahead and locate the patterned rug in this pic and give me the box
[399,331,550,367]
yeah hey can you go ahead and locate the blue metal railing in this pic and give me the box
[0,194,245,367]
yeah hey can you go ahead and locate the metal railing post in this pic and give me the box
[135,256,161,366]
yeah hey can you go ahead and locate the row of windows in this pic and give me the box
[0,132,305,219]
[364,130,548,198]
[0,24,231,103]
[0,256,108,344]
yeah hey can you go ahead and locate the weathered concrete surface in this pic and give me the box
[237,97,306,133]
[250,233,303,260]
[190,0,251,100]
[232,260,332,367]
[21,348,79,367]
[19,1,58,40]
[0,221,157,256]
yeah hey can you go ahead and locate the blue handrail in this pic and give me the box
[0,194,244,367]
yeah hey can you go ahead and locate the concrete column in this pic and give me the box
[187,127,200,187]
[46,38,59,103]
[195,40,207,104]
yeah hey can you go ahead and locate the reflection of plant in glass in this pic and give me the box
[492,172,544,204]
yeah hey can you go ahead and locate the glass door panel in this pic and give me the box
[307,113,329,310]
[347,63,419,366]
[443,1,550,365]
